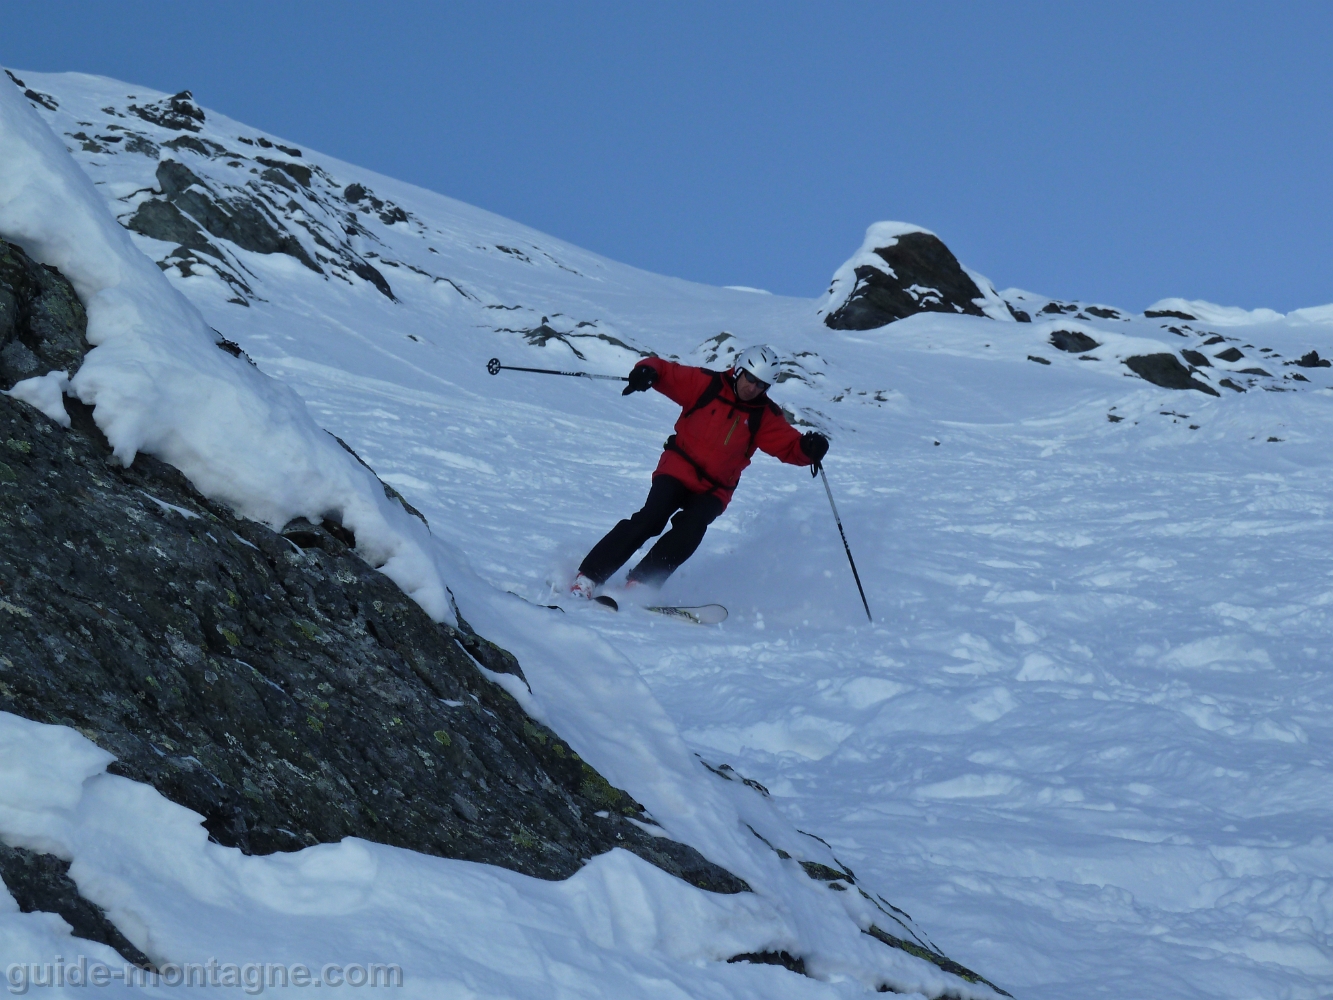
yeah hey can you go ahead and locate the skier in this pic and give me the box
[571,345,829,599]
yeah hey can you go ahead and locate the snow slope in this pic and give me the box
[6,70,1333,998]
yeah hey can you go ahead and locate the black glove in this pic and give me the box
[622,363,659,395]
[800,431,829,466]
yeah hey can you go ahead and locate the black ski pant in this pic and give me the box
[579,475,725,587]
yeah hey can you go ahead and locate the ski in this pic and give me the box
[508,591,565,612]
[585,596,726,624]
[643,604,728,625]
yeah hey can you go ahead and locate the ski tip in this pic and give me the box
[593,595,619,612]
[508,590,565,612]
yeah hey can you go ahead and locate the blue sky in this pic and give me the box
[3,2,1329,310]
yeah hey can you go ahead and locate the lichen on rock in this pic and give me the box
[0,241,748,960]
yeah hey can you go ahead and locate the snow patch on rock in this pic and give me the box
[0,72,458,624]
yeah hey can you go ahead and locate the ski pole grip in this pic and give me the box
[486,358,502,375]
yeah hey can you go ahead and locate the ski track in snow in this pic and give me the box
[4,70,1333,998]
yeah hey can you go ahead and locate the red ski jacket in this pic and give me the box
[635,357,810,508]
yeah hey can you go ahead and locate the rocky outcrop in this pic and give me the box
[1123,353,1220,396]
[0,240,89,389]
[1180,349,1210,368]
[34,82,407,304]
[0,844,152,968]
[823,227,988,330]
[132,159,322,273]
[0,240,747,966]
[1049,330,1099,353]
[1290,350,1331,368]
[128,90,206,132]
[5,71,58,112]
[0,388,740,887]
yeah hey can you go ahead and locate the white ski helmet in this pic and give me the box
[732,344,781,387]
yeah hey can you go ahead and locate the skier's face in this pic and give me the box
[735,369,768,402]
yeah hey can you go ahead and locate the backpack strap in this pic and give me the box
[682,371,725,418]
[743,401,780,457]
[666,372,775,487]
[663,435,738,493]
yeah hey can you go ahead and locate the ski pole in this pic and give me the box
[815,463,873,622]
[487,357,629,382]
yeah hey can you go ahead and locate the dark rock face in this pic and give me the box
[0,242,745,925]
[100,120,405,298]
[337,184,410,228]
[0,390,742,891]
[1292,350,1331,368]
[152,160,321,272]
[123,134,159,157]
[256,156,312,188]
[1214,346,1245,363]
[346,259,395,300]
[129,90,206,132]
[0,845,152,968]
[125,200,224,261]
[1049,330,1099,353]
[728,951,807,975]
[1145,308,1197,321]
[824,233,986,330]
[25,86,462,306]
[124,157,395,300]
[7,71,59,111]
[1180,349,1211,367]
[1124,353,1220,396]
[0,239,89,389]
[163,135,228,157]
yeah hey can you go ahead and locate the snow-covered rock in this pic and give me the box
[819,222,1013,329]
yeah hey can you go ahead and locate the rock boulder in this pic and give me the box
[0,241,746,939]
[0,239,89,389]
[822,224,989,330]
